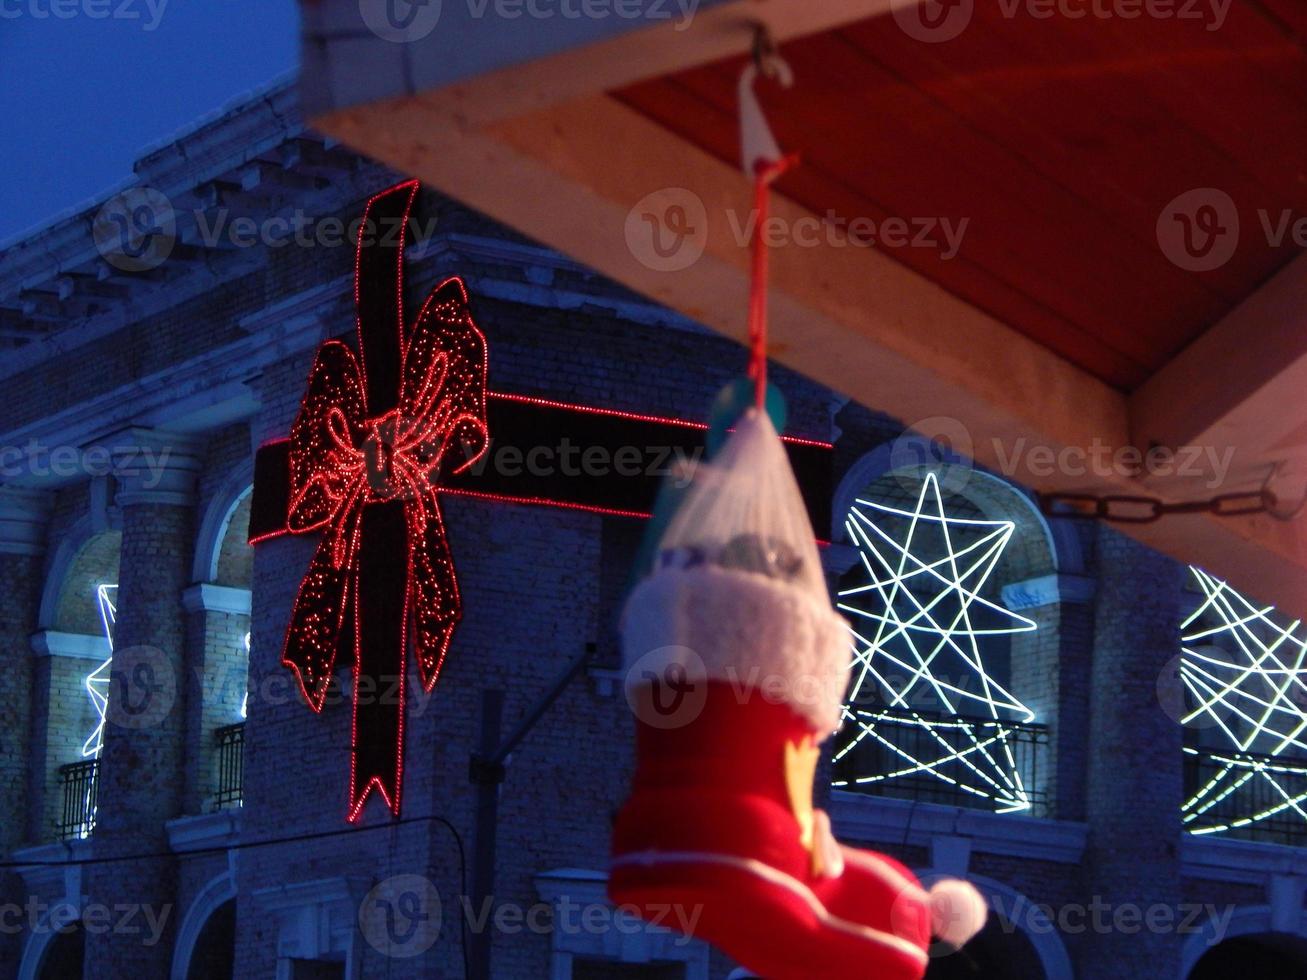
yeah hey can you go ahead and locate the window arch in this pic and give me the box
[17,902,84,980]
[172,872,237,980]
[31,520,122,839]
[183,467,252,812]
[1180,906,1307,978]
[831,450,1058,816]
[39,519,120,633]
[192,459,254,587]
[917,871,1072,980]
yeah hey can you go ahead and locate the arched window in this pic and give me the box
[31,527,121,840]
[1189,932,1307,979]
[184,898,236,980]
[33,920,85,980]
[1179,567,1307,844]
[926,914,1046,979]
[184,478,252,813]
[831,459,1056,816]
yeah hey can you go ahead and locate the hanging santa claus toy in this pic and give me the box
[608,28,987,980]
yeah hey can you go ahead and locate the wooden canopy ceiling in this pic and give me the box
[302,0,1307,616]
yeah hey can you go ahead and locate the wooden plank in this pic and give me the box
[407,0,927,129]
[616,72,1153,387]
[1131,250,1307,498]
[310,89,1307,613]
[639,37,1226,379]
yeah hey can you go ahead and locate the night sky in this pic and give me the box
[0,2,299,245]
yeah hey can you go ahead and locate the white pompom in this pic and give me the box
[928,879,987,949]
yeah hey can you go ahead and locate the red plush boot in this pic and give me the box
[609,411,985,978]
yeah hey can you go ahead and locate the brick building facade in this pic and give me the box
[2,83,1306,980]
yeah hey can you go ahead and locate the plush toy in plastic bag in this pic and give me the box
[609,408,986,979]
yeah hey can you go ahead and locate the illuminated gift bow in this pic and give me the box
[281,181,488,820]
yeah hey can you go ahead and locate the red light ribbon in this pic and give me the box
[280,181,488,819]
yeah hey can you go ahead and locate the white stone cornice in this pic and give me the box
[1002,573,1097,610]
[0,486,52,555]
[1181,833,1307,885]
[30,630,110,662]
[829,791,1088,865]
[165,810,242,854]
[181,583,252,616]
[9,838,92,901]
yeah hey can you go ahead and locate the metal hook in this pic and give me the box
[739,23,793,176]
[1261,461,1307,522]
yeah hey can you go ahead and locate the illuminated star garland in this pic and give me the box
[240,631,250,720]
[82,583,117,759]
[833,472,1038,813]
[1180,566,1307,836]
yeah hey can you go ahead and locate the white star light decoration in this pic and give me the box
[833,472,1038,814]
[81,583,117,758]
[241,631,250,720]
[1181,566,1307,837]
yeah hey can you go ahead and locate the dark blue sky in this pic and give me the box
[0,2,300,245]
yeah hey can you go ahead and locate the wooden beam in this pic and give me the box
[1132,251,1307,499]
[419,0,919,129]
[308,57,1307,616]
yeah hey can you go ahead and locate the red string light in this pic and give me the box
[269,181,489,821]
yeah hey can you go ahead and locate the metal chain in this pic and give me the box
[1037,487,1300,525]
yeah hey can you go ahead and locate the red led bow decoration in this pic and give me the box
[281,180,488,820]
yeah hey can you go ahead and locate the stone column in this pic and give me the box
[1079,527,1185,977]
[0,487,51,978]
[84,430,200,978]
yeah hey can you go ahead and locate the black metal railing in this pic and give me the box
[832,705,1050,816]
[56,759,99,841]
[214,722,245,809]
[1183,745,1307,846]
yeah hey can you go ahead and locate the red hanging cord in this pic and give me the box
[747,153,798,409]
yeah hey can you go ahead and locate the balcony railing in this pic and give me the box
[1184,745,1307,845]
[56,759,99,841]
[214,722,245,809]
[833,706,1050,817]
